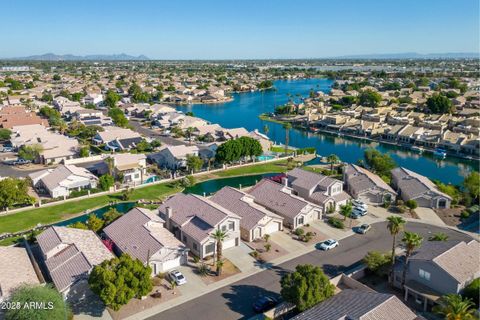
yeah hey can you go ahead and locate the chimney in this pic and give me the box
[282,176,288,187]
[165,207,173,230]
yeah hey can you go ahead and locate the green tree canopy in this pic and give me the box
[359,89,382,107]
[86,214,104,232]
[433,294,476,320]
[88,254,153,311]
[103,208,122,226]
[18,144,43,161]
[99,174,114,191]
[426,94,454,114]
[0,178,34,209]
[280,264,335,312]
[463,278,480,308]
[186,154,203,173]
[105,89,121,108]
[363,149,397,180]
[5,284,71,320]
[108,108,129,127]
[215,137,262,163]
[0,128,11,141]
[463,171,479,201]
[363,251,390,276]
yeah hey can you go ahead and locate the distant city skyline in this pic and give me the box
[2,0,479,59]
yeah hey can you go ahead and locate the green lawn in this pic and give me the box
[0,161,290,238]
[215,160,287,177]
[258,113,288,125]
[270,146,294,154]
[0,182,182,236]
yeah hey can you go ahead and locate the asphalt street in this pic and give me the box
[147,221,472,320]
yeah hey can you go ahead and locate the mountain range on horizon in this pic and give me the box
[3,52,478,61]
[7,53,150,61]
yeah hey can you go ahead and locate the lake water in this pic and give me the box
[176,79,477,185]
[184,173,279,196]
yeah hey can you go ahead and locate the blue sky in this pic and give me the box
[2,0,479,59]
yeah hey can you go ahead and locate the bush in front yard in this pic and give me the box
[328,217,344,229]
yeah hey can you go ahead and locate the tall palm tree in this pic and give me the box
[216,259,225,276]
[433,294,476,320]
[386,216,406,284]
[263,124,269,135]
[401,231,423,288]
[105,156,115,176]
[326,154,340,173]
[429,232,449,241]
[283,122,292,156]
[211,229,228,267]
[185,127,195,144]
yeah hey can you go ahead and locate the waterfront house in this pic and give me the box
[0,246,40,302]
[150,145,200,170]
[210,186,284,242]
[110,153,147,185]
[393,240,479,311]
[391,167,452,209]
[158,193,241,259]
[285,168,350,213]
[248,179,323,229]
[291,289,417,320]
[92,126,143,151]
[36,226,114,297]
[29,164,98,198]
[343,164,397,204]
[104,207,189,275]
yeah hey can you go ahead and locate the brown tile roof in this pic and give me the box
[391,167,452,200]
[248,179,310,219]
[159,194,239,243]
[36,226,113,292]
[104,207,185,263]
[291,289,417,320]
[210,187,282,231]
[0,246,40,298]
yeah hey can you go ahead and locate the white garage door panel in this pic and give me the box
[265,221,281,234]
[223,237,237,249]
[161,257,182,272]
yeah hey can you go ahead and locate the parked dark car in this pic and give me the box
[252,296,278,313]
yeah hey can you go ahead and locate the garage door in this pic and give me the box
[160,257,182,272]
[223,237,237,250]
[414,197,431,208]
[264,221,281,235]
[359,193,381,205]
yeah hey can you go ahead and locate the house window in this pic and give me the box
[228,221,235,231]
[205,243,215,254]
[419,269,431,281]
[182,235,187,243]
[297,216,304,226]
[193,243,198,251]
[221,225,227,232]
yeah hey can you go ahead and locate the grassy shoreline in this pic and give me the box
[0,160,289,242]
[258,113,289,125]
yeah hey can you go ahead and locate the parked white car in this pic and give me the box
[317,239,339,251]
[169,270,187,285]
[352,199,368,211]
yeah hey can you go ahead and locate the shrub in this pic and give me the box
[363,251,390,276]
[463,278,480,307]
[294,228,305,236]
[197,263,210,277]
[328,217,344,229]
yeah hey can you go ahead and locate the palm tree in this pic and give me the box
[429,232,449,241]
[216,259,225,276]
[433,294,476,320]
[263,124,269,135]
[326,154,340,173]
[105,156,115,176]
[211,229,228,265]
[185,127,195,144]
[386,216,406,284]
[283,122,292,156]
[339,203,352,221]
[401,231,423,288]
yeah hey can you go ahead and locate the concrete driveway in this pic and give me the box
[223,242,257,272]
[415,207,445,225]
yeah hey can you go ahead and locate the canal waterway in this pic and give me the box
[176,78,477,185]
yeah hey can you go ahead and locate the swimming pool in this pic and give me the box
[257,155,275,161]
